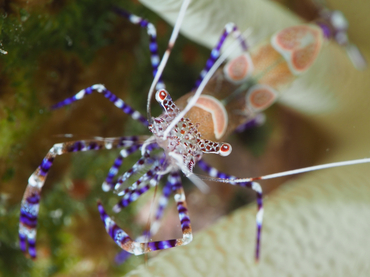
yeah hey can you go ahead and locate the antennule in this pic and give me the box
[146,0,191,123]
[198,157,370,183]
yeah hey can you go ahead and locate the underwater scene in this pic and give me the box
[1,0,370,276]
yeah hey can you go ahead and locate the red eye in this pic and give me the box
[155,89,168,102]
[219,143,232,156]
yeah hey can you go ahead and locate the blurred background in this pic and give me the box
[0,0,368,276]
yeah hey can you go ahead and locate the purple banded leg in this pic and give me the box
[117,172,178,236]
[194,22,248,88]
[113,177,158,213]
[235,113,266,133]
[114,7,165,90]
[314,8,367,70]
[19,136,140,259]
[112,147,159,194]
[115,172,175,264]
[148,172,178,235]
[102,144,142,192]
[103,143,160,192]
[51,84,148,126]
[98,173,192,255]
[115,163,162,197]
[113,167,162,213]
[197,159,264,261]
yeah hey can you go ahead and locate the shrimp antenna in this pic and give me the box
[146,0,191,123]
[162,28,253,139]
[198,158,370,183]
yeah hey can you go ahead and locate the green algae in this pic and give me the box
[0,0,210,276]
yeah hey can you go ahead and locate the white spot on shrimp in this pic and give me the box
[209,167,218,177]
[225,22,235,33]
[147,23,157,36]
[28,174,41,187]
[104,217,114,230]
[182,233,193,244]
[159,196,168,206]
[211,48,220,58]
[174,192,185,202]
[150,221,160,235]
[120,149,128,157]
[149,178,157,186]
[102,182,111,192]
[132,242,144,255]
[22,202,39,216]
[114,99,124,108]
[331,11,348,30]
[51,143,63,155]
[151,55,160,66]
[75,89,85,99]
[105,141,113,150]
[132,111,141,120]
[129,15,141,24]
[252,182,262,193]
[92,84,105,93]
[109,167,118,175]
[256,209,264,225]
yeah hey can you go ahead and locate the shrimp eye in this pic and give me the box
[155,89,168,102]
[219,143,232,156]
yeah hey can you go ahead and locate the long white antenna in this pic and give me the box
[198,158,370,183]
[146,0,191,123]
[162,28,252,139]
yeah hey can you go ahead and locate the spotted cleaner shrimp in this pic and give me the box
[18,0,252,261]
[18,0,370,264]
